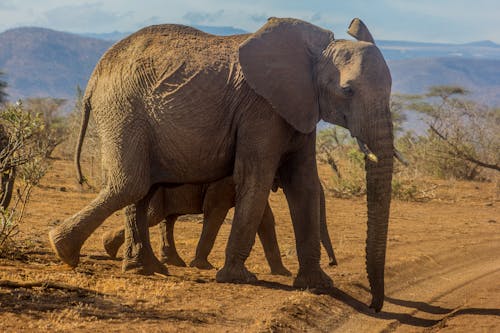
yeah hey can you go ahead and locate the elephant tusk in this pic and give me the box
[394,149,409,166]
[356,138,378,163]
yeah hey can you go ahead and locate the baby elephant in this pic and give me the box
[102,177,337,275]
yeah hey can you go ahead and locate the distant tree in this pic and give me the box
[390,93,409,134]
[0,71,7,105]
[403,85,499,179]
[316,126,348,177]
[23,98,68,157]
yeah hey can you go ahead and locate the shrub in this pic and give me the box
[402,86,499,181]
[0,101,51,255]
[23,97,69,158]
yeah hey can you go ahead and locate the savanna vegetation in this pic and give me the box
[0,77,72,254]
[317,85,499,202]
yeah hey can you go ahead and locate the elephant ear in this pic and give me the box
[239,18,334,133]
[347,18,375,44]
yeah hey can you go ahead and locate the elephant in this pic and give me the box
[101,176,337,274]
[48,17,394,311]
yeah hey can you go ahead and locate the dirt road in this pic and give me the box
[1,158,499,332]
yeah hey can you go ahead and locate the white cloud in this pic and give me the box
[40,2,133,32]
[182,10,225,25]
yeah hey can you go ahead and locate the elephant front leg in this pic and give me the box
[122,189,169,276]
[279,149,333,291]
[257,202,291,276]
[319,185,338,266]
[102,228,125,258]
[215,175,275,284]
[159,216,187,267]
[190,201,231,270]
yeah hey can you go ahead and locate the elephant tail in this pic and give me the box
[74,97,91,186]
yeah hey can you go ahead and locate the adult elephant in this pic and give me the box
[101,177,337,273]
[49,18,394,311]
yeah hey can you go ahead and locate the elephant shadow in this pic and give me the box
[340,283,500,327]
[250,280,500,328]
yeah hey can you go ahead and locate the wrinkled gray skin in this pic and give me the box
[102,177,337,274]
[48,18,393,311]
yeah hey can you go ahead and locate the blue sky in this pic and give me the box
[1,0,499,43]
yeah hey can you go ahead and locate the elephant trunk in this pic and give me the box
[364,118,394,312]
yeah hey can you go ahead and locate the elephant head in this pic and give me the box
[239,18,393,311]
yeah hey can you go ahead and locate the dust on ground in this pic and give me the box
[1,157,499,332]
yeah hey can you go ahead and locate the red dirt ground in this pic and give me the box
[1,157,499,332]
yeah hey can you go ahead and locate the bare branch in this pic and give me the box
[429,125,500,172]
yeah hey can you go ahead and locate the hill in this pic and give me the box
[0,27,112,100]
[378,39,500,60]
[389,57,500,105]
[1,26,500,107]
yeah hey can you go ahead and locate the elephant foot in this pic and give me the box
[189,257,215,270]
[123,249,169,276]
[293,267,333,291]
[102,230,123,258]
[216,263,257,284]
[369,295,384,313]
[48,227,81,267]
[270,264,292,277]
[159,249,187,267]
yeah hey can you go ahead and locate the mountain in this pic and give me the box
[0,26,499,107]
[0,27,113,100]
[378,40,500,60]
[389,57,500,105]
[80,31,130,41]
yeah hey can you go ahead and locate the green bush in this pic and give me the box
[400,86,499,181]
[0,101,51,255]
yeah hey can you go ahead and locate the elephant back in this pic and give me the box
[86,24,249,108]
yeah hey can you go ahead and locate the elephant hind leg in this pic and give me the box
[122,186,169,276]
[49,184,149,267]
[103,190,167,259]
[49,133,152,267]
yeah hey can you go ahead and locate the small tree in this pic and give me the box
[316,126,367,197]
[316,126,350,177]
[390,93,409,135]
[0,102,51,254]
[404,86,499,180]
[24,97,68,158]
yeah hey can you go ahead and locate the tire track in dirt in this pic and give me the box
[332,239,500,332]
